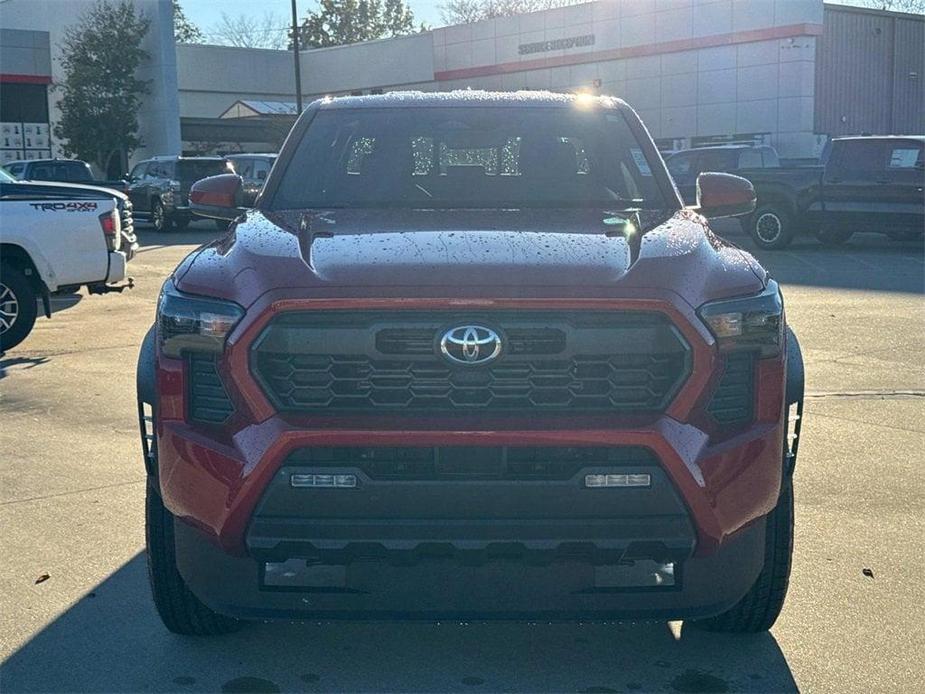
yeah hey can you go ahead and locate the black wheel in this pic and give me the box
[692,477,794,633]
[814,227,853,246]
[0,263,39,352]
[151,200,169,232]
[750,205,795,250]
[146,477,240,635]
[172,217,190,231]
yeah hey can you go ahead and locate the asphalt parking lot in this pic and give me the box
[1,220,923,693]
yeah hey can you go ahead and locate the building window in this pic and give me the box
[0,83,49,123]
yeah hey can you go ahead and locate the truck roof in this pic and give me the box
[315,90,628,110]
[5,158,89,166]
[833,135,925,143]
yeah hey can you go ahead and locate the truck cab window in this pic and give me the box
[887,146,922,169]
[738,149,762,168]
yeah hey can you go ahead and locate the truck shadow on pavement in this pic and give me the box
[1,554,798,693]
[0,355,50,381]
[134,220,228,250]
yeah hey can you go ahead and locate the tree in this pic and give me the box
[833,0,924,11]
[292,0,418,49]
[440,0,584,24]
[54,1,150,175]
[173,0,203,43]
[210,11,289,50]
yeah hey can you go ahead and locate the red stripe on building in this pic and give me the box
[0,73,52,84]
[434,23,825,82]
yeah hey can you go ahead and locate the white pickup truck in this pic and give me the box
[0,168,137,351]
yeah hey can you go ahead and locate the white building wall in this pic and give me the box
[175,44,296,118]
[423,0,824,156]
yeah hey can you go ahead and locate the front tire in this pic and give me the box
[151,200,169,233]
[692,477,794,633]
[0,263,39,352]
[146,478,240,635]
[750,205,795,250]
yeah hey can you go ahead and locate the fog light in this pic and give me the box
[290,473,357,488]
[584,473,651,488]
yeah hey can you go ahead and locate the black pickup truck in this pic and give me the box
[735,136,924,249]
[3,158,129,195]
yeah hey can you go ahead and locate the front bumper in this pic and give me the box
[153,296,787,621]
[175,516,764,621]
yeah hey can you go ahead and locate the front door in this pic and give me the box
[822,140,886,231]
[127,162,149,213]
[880,140,925,231]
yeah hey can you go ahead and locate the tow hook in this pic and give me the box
[87,277,135,295]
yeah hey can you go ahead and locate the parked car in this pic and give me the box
[3,158,128,194]
[225,153,276,207]
[739,136,924,248]
[0,168,136,350]
[126,156,231,232]
[666,145,781,204]
[137,91,804,636]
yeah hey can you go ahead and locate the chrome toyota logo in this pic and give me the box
[440,325,502,366]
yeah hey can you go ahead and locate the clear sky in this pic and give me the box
[181,0,446,44]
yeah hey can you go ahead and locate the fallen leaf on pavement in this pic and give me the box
[862,568,874,578]
[34,574,50,584]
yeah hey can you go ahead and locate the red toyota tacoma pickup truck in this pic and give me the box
[136,92,804,636]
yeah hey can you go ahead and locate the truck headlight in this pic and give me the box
[157,280,244,358]
[698,280,783,357]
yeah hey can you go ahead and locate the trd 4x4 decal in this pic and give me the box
[29,201,98,212]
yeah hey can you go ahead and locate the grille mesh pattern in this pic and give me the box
[188,354,234,423]
[119,199,134,236]
[707,352,755,425]
[256,353,686,412]
[252,311,690,415]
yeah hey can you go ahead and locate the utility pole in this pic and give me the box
[290,0,303,114]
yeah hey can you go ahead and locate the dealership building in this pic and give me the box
[1,0,922,171]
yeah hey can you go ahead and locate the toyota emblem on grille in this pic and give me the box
[439,325,502,366]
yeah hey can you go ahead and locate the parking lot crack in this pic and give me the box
[0,478,145,507]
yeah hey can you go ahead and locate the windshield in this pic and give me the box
[177,160,230,182]
[0,168,14,183]
[273,107,667,210]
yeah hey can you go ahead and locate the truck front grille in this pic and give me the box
[119,199,134,237]
[282,445,658,481]
[251,311,690,415]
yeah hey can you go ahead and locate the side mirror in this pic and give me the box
[189,173,246,221]
[695,172,756,219]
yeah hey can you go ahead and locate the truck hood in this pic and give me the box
[176,208,765,308]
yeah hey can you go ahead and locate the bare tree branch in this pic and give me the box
[830,0,924,13]
[208,11,289,50]
[440,0,586,25]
